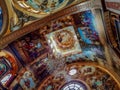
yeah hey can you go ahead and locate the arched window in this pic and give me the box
[60,80,88,90]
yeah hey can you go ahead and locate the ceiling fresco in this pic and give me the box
[12,0,72,18]
[0,0,79,37]
[0,0,120,89]
[38,62,120,90]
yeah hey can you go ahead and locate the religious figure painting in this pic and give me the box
[46,26,82,57]
[19,71,36,90]
[12,31,46,64]
[67,10,106,61]
[72,10,100,45]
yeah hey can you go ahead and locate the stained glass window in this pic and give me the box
[60,80,88,90]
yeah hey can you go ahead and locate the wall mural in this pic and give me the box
[10,70,37,90]
[19,71,36,90]
[45,10,106,62]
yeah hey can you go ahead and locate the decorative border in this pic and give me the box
[105,0,120,14]
[0,0,102,49]
[0,0,9,38]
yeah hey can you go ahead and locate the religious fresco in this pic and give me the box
[38,63,120,90]
[0,7,3,32]
[44,10,106,61]
[50,16,74,31]
[0,50,20,88]
[10,69,37,90]
[11,30,49,64]
[10,8,106,62]
[12,0,73,18]
[74,10,100,45]
[0,0,80,37]
[19,71,36,90]
[46,26,82,57]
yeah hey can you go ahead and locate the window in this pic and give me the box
[60,80,88,90]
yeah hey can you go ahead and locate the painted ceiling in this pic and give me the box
[0,0,82,38]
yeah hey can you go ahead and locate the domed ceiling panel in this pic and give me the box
[12,0,75,18]
[0,0,77,37]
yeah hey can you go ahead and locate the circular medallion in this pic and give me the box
[54,30,75,49]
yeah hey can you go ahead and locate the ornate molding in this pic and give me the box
[0,0,102,49]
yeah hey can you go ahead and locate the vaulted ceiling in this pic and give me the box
[0,0,84,38]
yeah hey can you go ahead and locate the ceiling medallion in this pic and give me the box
[12,0,69,18]
[54,30,75,49]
